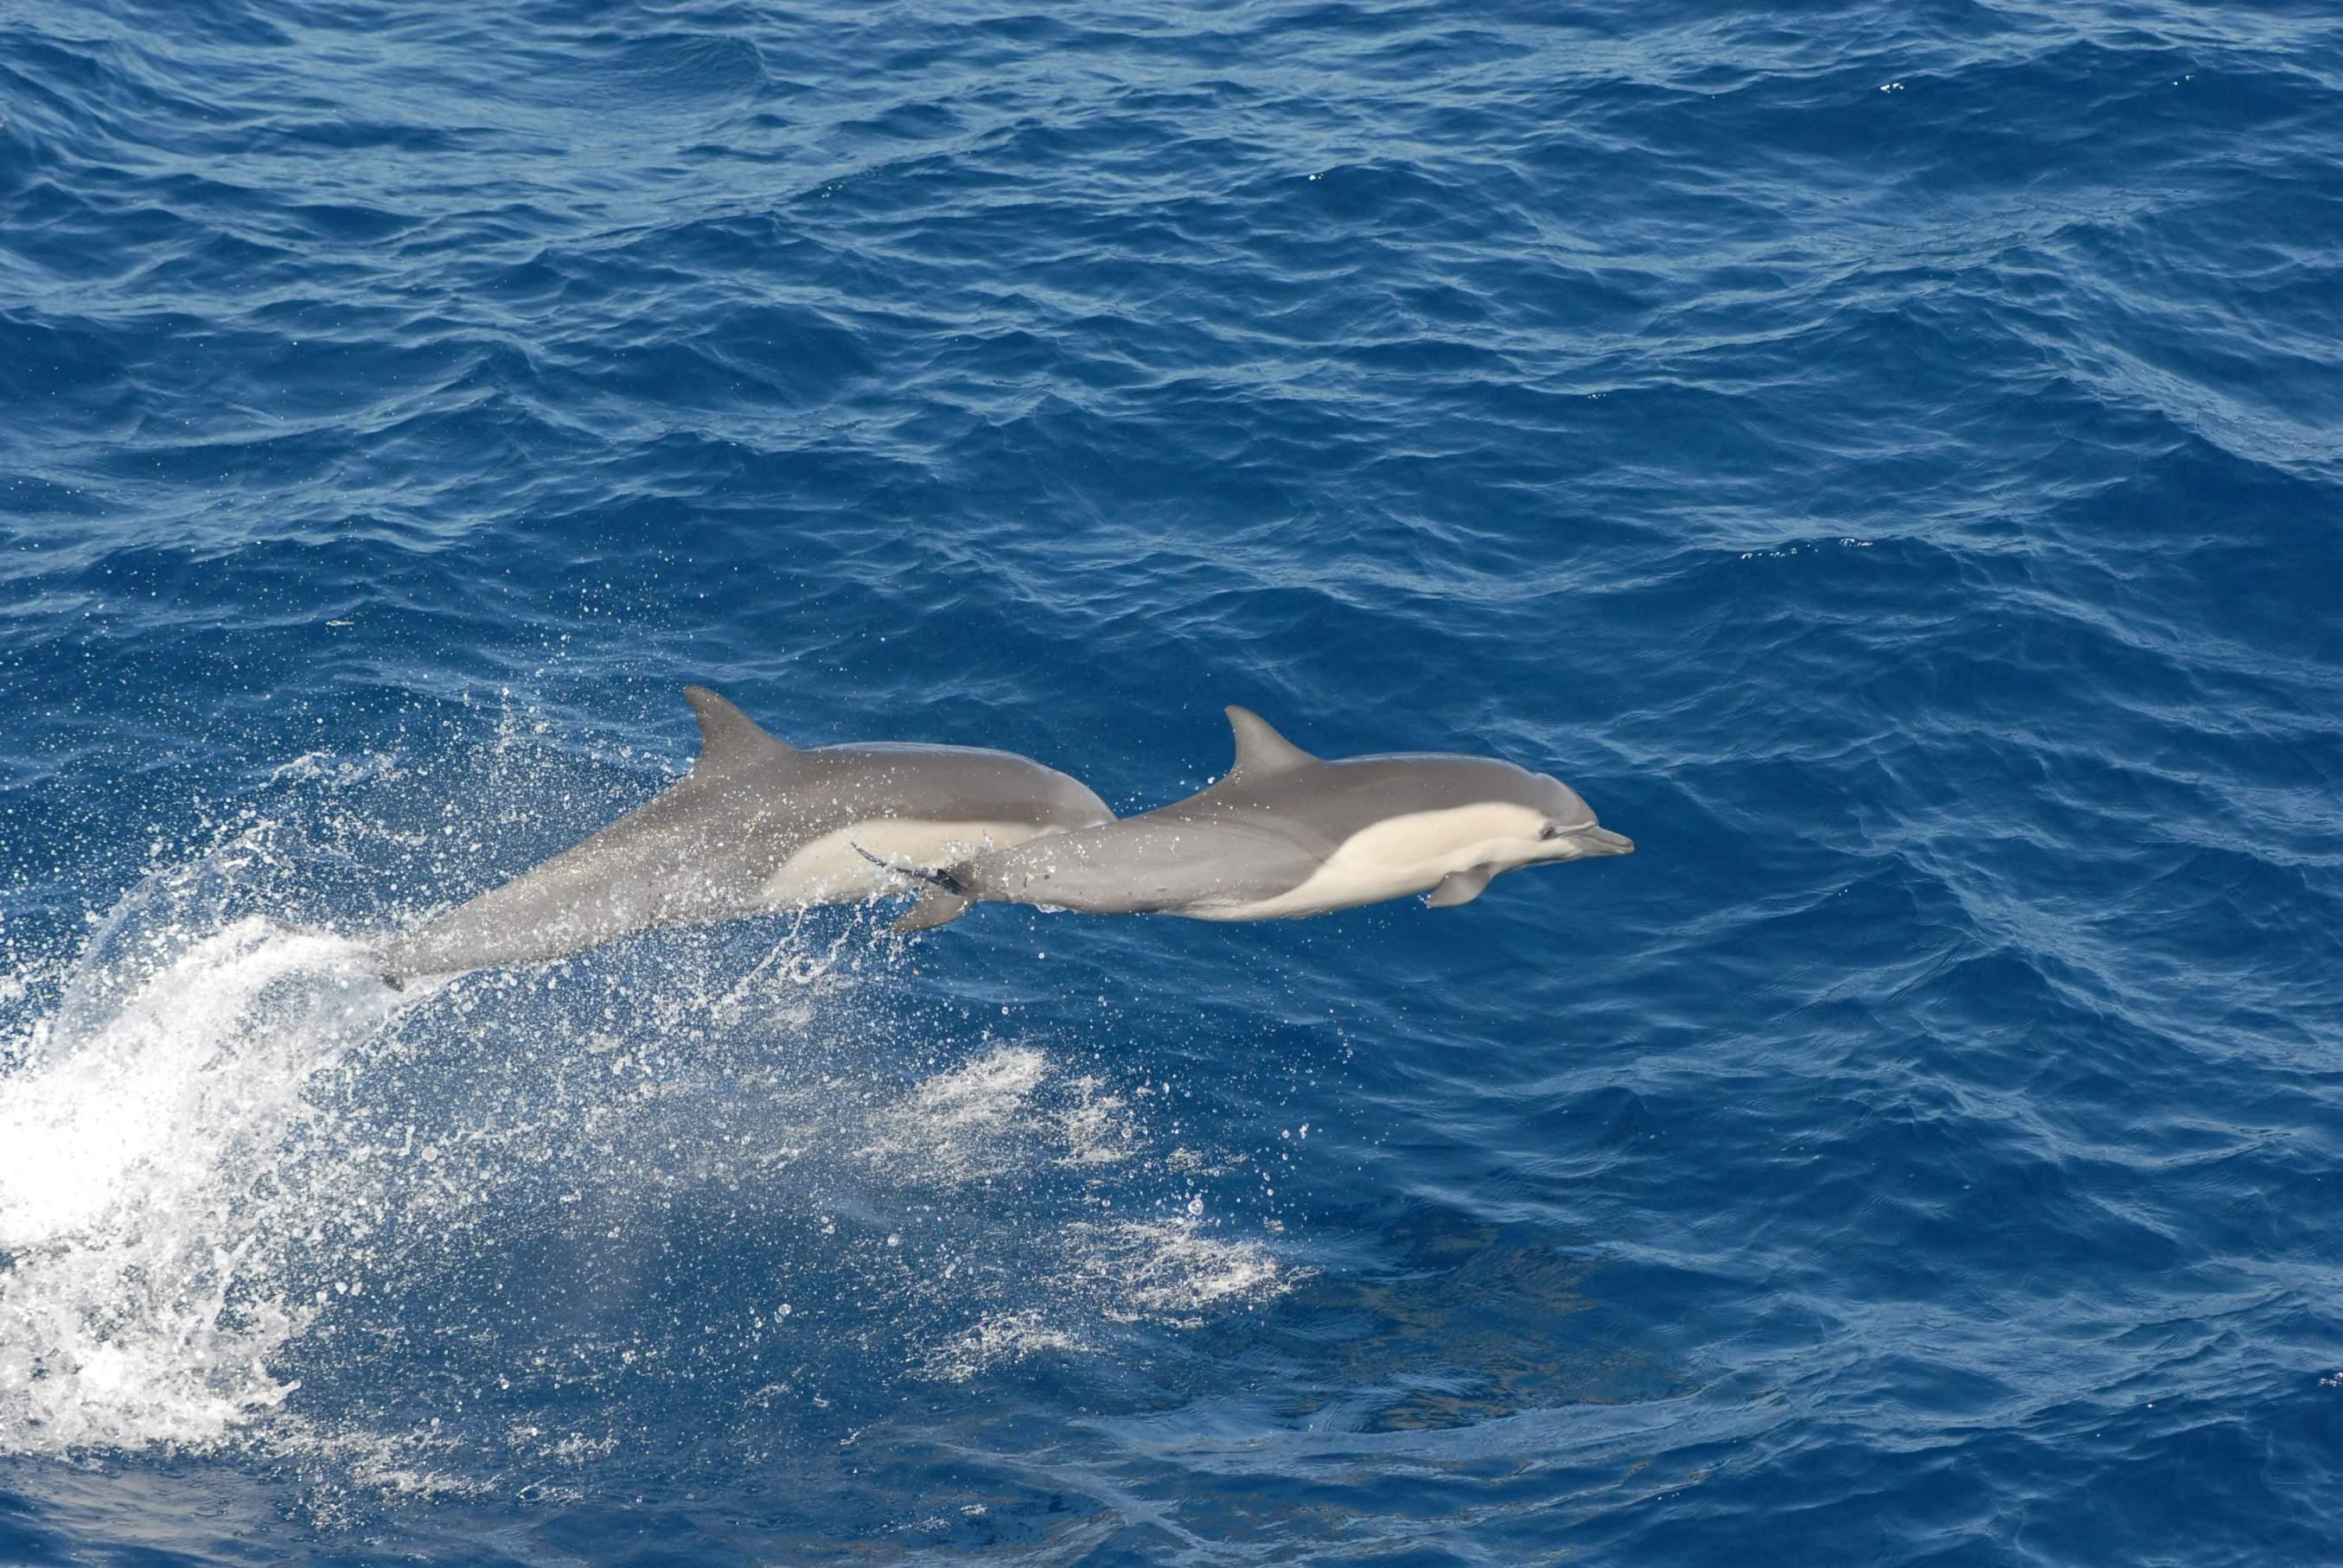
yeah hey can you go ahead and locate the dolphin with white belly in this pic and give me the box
[379,685,1114,979]
[874,707,1631,929]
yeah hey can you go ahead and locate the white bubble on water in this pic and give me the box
[915,1310,1091,1384]
[0,915,398,1454]
[0,774,1312,1479]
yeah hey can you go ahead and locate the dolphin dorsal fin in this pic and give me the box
[682,685,792,773]
[1223,706,1317,781]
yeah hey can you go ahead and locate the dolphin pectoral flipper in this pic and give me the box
[1425,865,1495,907]
[892,889,971,932]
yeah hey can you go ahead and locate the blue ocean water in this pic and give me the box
[3,0,2341,1559]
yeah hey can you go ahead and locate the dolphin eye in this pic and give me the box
[1541,824,1564,840]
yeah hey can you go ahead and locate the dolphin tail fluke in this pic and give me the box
[892,889,971,933]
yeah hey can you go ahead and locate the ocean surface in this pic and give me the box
[3,0,2340,1561]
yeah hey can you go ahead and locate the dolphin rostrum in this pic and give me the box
[380,686,1114,978]
[874,707,1631,930]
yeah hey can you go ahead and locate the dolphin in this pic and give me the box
[380,685,1114,979]
[874,707,1631,930]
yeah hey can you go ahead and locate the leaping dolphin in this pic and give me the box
[875,707,1631,930]
[379,686,1114,979]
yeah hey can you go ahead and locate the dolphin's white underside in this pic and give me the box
[760,818,1059,907]
[1197,802,1555,920]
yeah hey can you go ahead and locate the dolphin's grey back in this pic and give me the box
[781,742,1114,826]
[1164,754,1575,838]
[381,687,1111,976]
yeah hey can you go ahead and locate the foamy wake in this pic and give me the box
[0,892,1307,1463]
[915,1216,1296,1384]
[884,1049,1301,1382]
[0,917,396,1454]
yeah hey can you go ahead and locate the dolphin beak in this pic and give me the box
[1574,825,1634,856]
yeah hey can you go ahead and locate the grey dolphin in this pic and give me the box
[380,686,1114,978]
[878,707,1631,930]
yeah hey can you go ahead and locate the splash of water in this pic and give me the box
[0,915,398,1453]
[0,784,1306,1476]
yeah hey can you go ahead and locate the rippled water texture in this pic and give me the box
[4,0,2341,1561]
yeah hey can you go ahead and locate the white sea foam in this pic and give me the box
[854,1049,1299,1374]
[1068,1217,1296,1328]
[0,915,399,1454]
[911,1044,1051,1128]
[909,1218,1299,1380]
[0,825,1300,1471]
[916,1310,1093,1383]
[855,1045,1051,1183]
